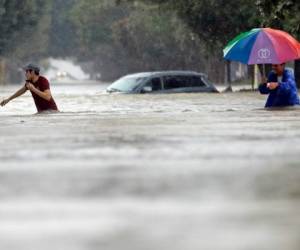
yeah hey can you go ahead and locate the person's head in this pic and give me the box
[23,63,40,81]
[272,63,285,76]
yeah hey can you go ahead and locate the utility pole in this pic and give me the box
[295,59,300,88]
[225,60,232,92]
[0,58,5,85]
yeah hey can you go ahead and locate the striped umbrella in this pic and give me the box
[223,28,300,65]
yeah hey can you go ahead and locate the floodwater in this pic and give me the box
[0,82,300,250]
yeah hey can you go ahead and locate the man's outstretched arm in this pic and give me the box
[0,85,28,106]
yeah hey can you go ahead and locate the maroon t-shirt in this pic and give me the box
[27,76,58,112]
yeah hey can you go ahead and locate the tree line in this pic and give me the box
[0,0,299,84]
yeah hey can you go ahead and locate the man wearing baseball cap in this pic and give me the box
[1,63,58,113]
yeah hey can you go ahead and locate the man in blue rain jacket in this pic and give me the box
[259,63,300,107]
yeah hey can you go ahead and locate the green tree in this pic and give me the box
[0,0,51,83]
[48,0,79,57]
[256,0,300,34]
[0,0,49,56]
[121,0,260,49]
[70,0,130,79]
[70,0,220,81]
[119,0,260,84]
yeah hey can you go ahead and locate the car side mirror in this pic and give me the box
[141,86,152,93]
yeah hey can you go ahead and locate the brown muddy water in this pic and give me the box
[0,82,300,250]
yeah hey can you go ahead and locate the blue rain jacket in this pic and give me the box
[259,69,300,107]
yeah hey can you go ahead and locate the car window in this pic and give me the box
[150,77,162,91]
[190,76,206,87]
[108,76,147,92]
[144,77,162,92]
[163,76,186,89]
[163,75,207,89]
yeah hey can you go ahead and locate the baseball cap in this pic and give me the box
[23,63,40,73]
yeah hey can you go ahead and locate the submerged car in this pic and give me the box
[106,71,218,94]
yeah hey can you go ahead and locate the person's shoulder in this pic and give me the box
[37,75,50,90]
[38,75,49,83]
[284,68,295,79]
[284,67,294,74]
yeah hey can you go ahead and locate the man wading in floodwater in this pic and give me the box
[0,64,58,113]
[259,63,300,107]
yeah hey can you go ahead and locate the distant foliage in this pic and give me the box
[1,0,300,82]
[256,0,300,38]
[70,0,222,81]
[0,0,49,57]
[121,0,260,49]
[48,0,79,57]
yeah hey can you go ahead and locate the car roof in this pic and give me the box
[123,71,207,78]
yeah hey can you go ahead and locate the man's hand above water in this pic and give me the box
[25,82,52,101]
[262,76,268,83]
[25,82,35,91]
[0,98,10,106]
[267,82,279,90]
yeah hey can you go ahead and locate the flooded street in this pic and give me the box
[0,82,300,250]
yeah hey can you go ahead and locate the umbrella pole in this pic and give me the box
[262,64,266,78]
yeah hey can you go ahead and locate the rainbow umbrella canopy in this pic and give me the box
[223,28,300,65]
